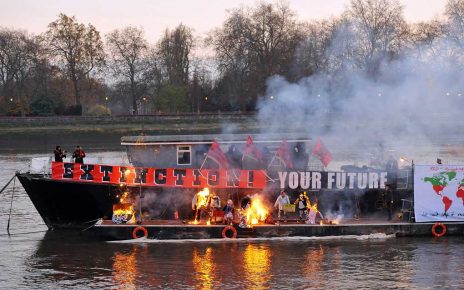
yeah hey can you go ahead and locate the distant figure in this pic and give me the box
[437,158,442,165]
[210,193,221,210]
[72,145,86,164]
[274,191,290,221]
[294,193,308,221]
[385,184,394,221]
[241,194,252,211]
[54,146,66,162]
[223,199,235,225]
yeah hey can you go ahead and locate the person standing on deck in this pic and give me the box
[274,191,290,222]
[54,146,66,162]
[385,184,394,221]
[223,199,235,225]
[294,193,308,222]
[72,145,86,164]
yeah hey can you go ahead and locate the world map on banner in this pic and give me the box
[414,165,464,222]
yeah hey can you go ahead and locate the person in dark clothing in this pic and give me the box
[72,145,86,164]
[54,146,66,162]
[294,193,308,221]
[241,195,251,210]
[223,199,235,225]
[385,185,394,221]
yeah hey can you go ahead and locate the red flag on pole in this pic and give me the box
[275,140,294,169]
[205,140,229,168]
[242,135,262,162]
[312,138,332,167]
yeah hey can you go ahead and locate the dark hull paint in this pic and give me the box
[91,222,464,241]
[16,173,119,230]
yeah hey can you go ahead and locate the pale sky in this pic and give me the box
[0,0,448,42]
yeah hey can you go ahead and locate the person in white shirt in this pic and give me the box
[274,191,290,221]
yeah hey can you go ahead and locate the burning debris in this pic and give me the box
[240,194,271,227]
[112,192,136,224]
[191,188,211,224]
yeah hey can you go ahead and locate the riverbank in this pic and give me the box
[0,113,258,153]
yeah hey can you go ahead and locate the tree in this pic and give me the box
[45,14,105,106]
[106,26,148,115]
[291,19,341,79]
[157,24,194,86]
[0,28,40,115]
[446,0,464,46]
[345,0,407,74]
[210,2,303,109]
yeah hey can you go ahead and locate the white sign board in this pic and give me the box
[414,165,464,222]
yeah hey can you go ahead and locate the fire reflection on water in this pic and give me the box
[112,246,138,290]
[192,247,217,290]
[304,245,325,288]
[243,244,271,290]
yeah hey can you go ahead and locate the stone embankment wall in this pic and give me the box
[0,112,255,126]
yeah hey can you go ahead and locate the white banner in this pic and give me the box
[414,165,464,222]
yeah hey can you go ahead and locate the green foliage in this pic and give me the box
[153,84,189,113]
[88,104,111,116]
[30,97,55,116]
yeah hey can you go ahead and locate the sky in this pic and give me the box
[0,0,449,42]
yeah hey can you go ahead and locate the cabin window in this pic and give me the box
[177,145,191,165]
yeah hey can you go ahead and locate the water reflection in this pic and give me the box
[243,243,271,289]
[112,245,138,290]
[192,246,217,290]
[303,244,325,288]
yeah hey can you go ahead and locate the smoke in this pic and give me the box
[256,29,464,167]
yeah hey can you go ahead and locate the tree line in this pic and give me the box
[1,0,464,116]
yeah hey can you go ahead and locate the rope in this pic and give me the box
[0,175,16,195]
[6,177,16,235]
[81,219,102,232]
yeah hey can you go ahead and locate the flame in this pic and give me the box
[120,191,129,203]
[245,195,269,225]
[196,188,210,208]
[331,219,340,225]
[113,203,135,224]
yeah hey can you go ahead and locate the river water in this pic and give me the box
[1,151,463,289]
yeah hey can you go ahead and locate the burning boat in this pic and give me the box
[15,132,446,240]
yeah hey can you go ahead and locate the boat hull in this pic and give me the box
[16,173,118,230]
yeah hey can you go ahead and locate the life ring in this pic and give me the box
[132,226,148,239]
[431,223,446,237]
[221,226,237,239]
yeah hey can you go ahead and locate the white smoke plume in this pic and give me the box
[256,32,464,168]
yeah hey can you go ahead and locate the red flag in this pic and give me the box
[206,140,229,168]
[312,138,332,167]
[243,135,262,161]
[275,140,294,169]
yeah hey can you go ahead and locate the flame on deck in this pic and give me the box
[245,195,270,225]
[196,188,210,209]
[112,203,135,224]
[190,188,211,225]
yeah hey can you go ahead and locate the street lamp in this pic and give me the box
[142,96,147,115]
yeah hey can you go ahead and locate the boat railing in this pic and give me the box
[29,157,53,175]
[396,169,413,190]
[28,156,128,176]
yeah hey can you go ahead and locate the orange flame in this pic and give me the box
[196,188,210,209]
[113,203,135,224]
[245,195,269,225]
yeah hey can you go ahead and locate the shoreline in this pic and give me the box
[0,114,258,154]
